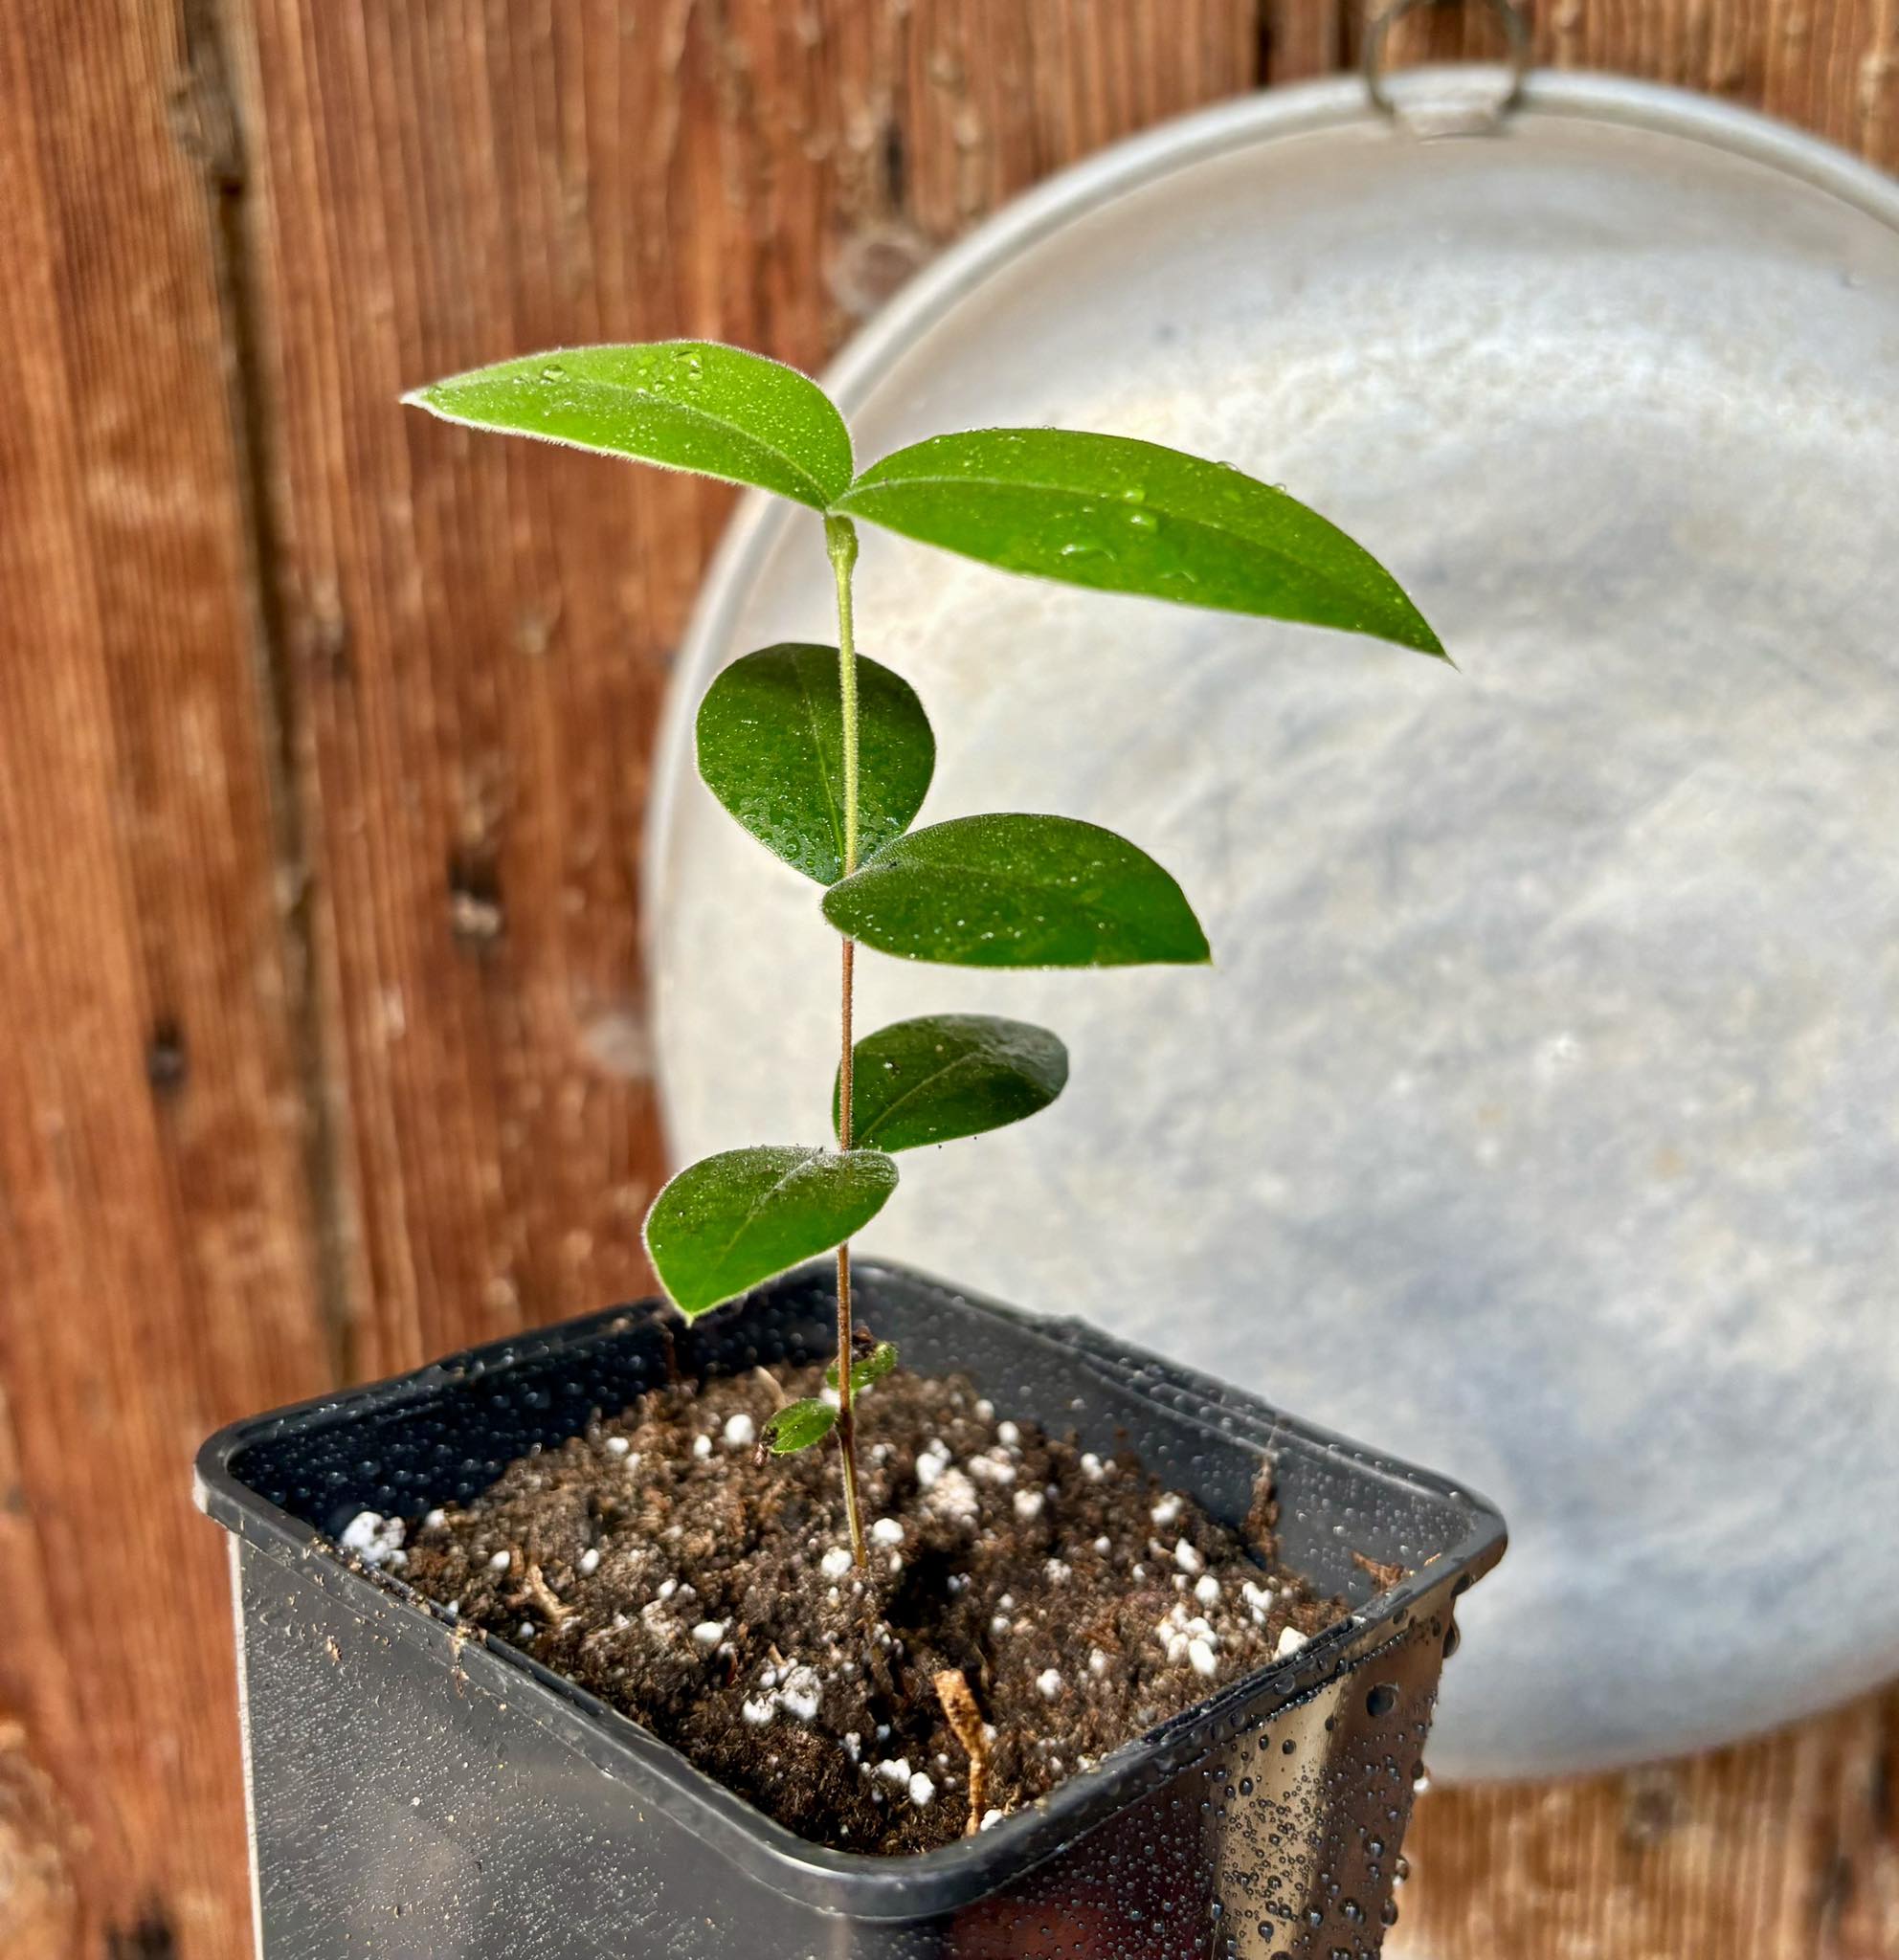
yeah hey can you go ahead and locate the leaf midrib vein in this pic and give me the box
[549,376,837,507]
[860,1049,993,1146]
[840,468,1346,597]
[705,1149,829,1285]
[790,651,847,877]
[852,854,1124,917]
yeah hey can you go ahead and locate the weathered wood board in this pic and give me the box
[0,4,1892,1953]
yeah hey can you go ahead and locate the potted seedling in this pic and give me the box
[197,342,1504,1959]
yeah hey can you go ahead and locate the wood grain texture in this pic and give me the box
[1393,1687,1899,1958]
[0,2,1894,1954]
[0,3,334,1954]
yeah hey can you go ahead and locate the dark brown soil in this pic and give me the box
[398,1364,1342,1857]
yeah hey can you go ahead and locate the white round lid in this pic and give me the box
[647,73,1899,1778]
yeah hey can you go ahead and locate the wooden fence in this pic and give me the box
[1,4,1893,1954]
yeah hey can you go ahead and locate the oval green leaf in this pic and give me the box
[821,814,1210,969]
[824,1341,900,1395]
[835,1013,1068,1150]
[642,1145,899,1321]
[696,643,934,884]
[761,1398,838,1455]
[833,428,1443,657]
[405,342,853,510]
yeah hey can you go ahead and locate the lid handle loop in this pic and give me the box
[1363,0,1532,132]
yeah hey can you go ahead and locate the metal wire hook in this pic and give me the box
[1363,0,1532,122]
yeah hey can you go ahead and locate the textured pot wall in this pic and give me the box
[651,90,1899,1781]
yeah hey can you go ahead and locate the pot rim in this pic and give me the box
[197,1258,1503,1919]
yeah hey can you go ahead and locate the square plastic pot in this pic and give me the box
[195,1259,1504,1958]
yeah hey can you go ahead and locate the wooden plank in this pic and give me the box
[1393,1686,1899,1958]
[0,3,334,1955]
[2,2,1895,1955]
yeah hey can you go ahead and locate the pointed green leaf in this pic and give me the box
[761,1398,838,1455]
[835,1013,1068,1150]
[695,643,934,884]
[833,428,1442,657]
[824,1341,900,1394]
[405,342,853,509]
[822,814,1210,968]
[642,1145,898,1321]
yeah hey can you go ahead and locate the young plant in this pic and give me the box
[406,344,1443,1568]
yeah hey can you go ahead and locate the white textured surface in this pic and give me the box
[650,81,1899,1778]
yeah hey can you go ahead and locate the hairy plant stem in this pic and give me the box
[826,514,868,1570]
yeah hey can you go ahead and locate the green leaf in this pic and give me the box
[761,1398,838,1455]
[833,428,1443,657]
[824,1341,901,1395]
[695,643,934,884]
[642,1146,899,1321]
[822,814,1210,969]
[835,1014,1068,1150]
[405,342,853,510]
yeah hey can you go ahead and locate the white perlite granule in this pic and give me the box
[339,1511,407,1570]
[778,1665,823,1722]
[925,1467,980,1525]
[723,1411,756,1449]
[1276,1625,1308,1659]
[819,1546,854,1580]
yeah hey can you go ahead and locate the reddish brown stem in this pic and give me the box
[835,932,866,1568]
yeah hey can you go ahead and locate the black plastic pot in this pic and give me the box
[196,1259,1504,1958]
